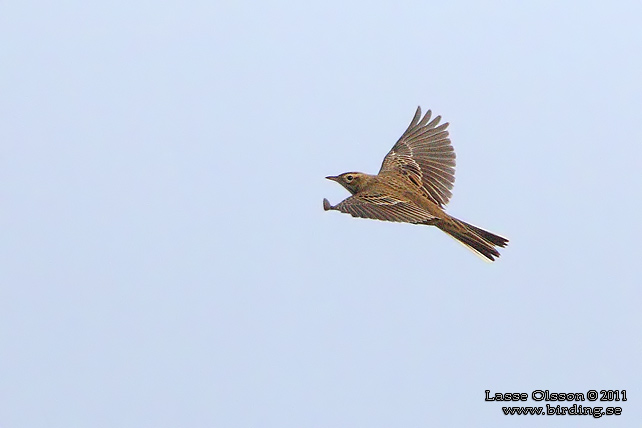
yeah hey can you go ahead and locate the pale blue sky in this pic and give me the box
[2,0,641,427]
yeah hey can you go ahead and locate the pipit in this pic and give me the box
[324,106,508,261]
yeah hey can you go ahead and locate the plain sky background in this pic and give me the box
[2,0,641,427]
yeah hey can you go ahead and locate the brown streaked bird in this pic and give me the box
[324,106,508,261]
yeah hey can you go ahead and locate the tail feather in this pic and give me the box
[457,220,509,248]
[435,217,508,262]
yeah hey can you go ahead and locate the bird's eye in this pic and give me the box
[346,175,354,181]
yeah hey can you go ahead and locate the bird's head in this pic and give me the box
[325,172,369,194]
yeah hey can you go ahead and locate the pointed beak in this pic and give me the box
[325,175,339,182]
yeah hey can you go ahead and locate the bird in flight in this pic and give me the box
[324,106,508,261]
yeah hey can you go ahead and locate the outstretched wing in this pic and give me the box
[323,193,436,224]
[379,106,455,207]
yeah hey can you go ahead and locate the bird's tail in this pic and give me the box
[435,217,508,262]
